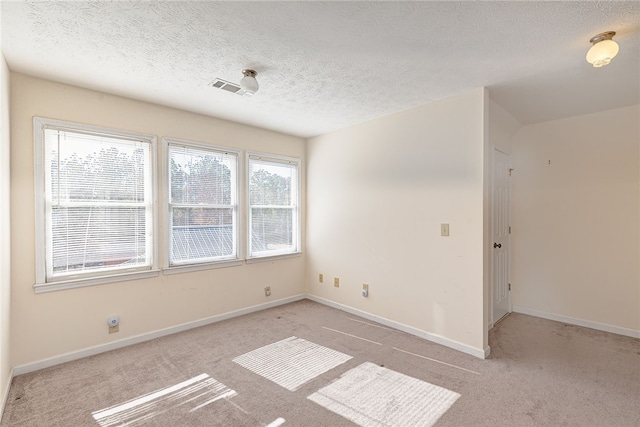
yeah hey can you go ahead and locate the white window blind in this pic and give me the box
[248,154,300,258]
[35,118,156,286]
[168,142,238,266]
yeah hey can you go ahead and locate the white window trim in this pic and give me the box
[34,270,160,294]
[162,137,242,272]
[244,252,303,264]
[246,151,302,260]
[33,117,159,292]
[162,259,244,275]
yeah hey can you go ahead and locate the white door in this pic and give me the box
[492,149,511,325]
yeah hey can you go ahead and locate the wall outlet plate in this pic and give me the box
[264,286,271,297]
[319,273,324,283]
[334,277,339,287]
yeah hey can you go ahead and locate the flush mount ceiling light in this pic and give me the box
[586,31,619,67]
[240,69,259,96]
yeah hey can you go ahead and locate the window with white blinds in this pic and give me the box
[166,140,239,266]
[248,153,300,258]
[34,117,157,288]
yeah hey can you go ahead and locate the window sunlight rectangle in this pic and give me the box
[233,336,352,391]
[307,362,460,427]
[92,373,236,427]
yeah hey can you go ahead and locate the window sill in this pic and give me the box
[245,252,303,264]
[163,259,244,275]
[34,269,160,293]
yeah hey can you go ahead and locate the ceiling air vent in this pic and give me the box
[209,78,245,95]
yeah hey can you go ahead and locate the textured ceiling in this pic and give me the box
[2,1,639,137]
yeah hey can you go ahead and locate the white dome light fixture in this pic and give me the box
[240,69,259,96]
[586,31,619,68]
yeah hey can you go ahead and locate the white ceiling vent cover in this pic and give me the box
[209,78,248,96]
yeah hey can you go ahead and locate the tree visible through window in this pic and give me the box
[167,142,238,266]
[248,154,300,258]
[35,118,156,285]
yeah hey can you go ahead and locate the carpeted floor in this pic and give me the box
[1,299,639,426]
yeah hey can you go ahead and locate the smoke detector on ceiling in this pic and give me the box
[209,69,259,97]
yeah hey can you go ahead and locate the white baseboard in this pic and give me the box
[12,292,492,377]
[13,294,306,376]
[306,294,489,359]
[512,306,640,339]
[0,367,13,424]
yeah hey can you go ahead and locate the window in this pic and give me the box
[165,139,239,268]
[248,153,300,258]
[34,117,157,291]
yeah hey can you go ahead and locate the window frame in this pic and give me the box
[246,151,302,260]
[33,117,159,293]
[162,137,242,273]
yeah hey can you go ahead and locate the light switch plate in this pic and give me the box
[441,223,450,236]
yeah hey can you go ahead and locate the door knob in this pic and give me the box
[493,243,502,248]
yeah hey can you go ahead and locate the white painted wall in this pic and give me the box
[0,54,12,415]
[511,105,640,335]
[9,73,306,367]
[306,89,488,356]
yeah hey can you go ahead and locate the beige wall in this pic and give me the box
[489,100,520,155]
[0,55,12,412]
[511,105,640,334]
[306,89,488,355]
[9,73,306,367]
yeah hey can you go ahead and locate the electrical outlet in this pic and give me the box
[362,283,369,297]
[334,277,340,287]
[441,223,450,236]
[107,315,119,334]
[319,273,324,283]
[264,286,271,297]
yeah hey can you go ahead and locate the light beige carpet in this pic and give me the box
[2,300,639,426]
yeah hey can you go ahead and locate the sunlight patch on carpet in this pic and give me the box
[308,362,460,427]
[322,326,382,345]
[266,417,286,427]
[393,347,481,375]
[92,373,237,427]
[233,336,352,391]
